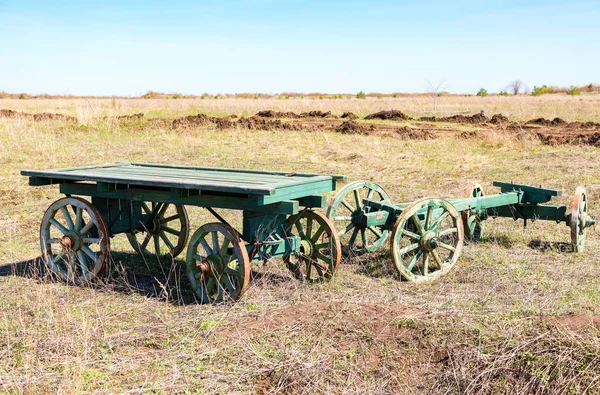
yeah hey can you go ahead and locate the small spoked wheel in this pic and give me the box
[284,210,342,282]
[326,180,391,256]
[186,223,250,303]
[391,198,464,282]
[40,197,110,283]
[570,187,590,253]
[127,202,189,259]
[462,183,486,242]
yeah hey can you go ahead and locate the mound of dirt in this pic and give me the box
[459,131,480,139]
[172,113,212,128]
[256,110,300,118]
[538,132,600,146]
[364,110,410,121]
[117,113,144,120]
[526,117,567,127]
[341,111,358,120]
[336,120,367,135]
[545,314,600,330]
[237,116,305,131]
[0,109,77,122]
[394,126,434,140]
[490,113,509,124]
[419,113,489,124]
[299,110,334,118]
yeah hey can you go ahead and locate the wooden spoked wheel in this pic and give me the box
[127,202,189,259]
[462,183,486,242]
[40,197,110,283]
[186,223,250,303]
[283,211,342,282]
[570,187,589,253]
[391,198,464,282]
[326,180,391,255]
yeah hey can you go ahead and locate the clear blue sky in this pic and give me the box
[1,0,598,95]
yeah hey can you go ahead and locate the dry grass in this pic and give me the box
[0,98,599,393]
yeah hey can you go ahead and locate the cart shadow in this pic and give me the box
[527,240,572,253]
[0,252,201,306]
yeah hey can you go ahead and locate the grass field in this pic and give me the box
[1,96,599,393]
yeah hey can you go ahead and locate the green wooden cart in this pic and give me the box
[326,180,595,282]
[22,162,346,302]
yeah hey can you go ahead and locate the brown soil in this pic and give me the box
[116,113,144,120]
[0,109,77,122]
[256,110,336,119]
[490,114,509,124]
[395,126,435,140]
[336,120,368,135]
[364,110,410,121]
[341,111,358,120]
[420,113,489,124]
[545,314,600,330]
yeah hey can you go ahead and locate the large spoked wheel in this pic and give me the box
[570,187,589,253]
[391,198,464,282]
[283,211,342,282]
[186,223,250,303]
[40,197,110,283]
[462,183,486,242]
[326,180,391,256]
[127,202,189,259]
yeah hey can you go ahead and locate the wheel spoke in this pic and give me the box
[81,245,97,261]
[353,189,361,209]
[49,218,69,235]
[60,207,75,230]
[316,252,332,265]
[368,226,383,238]
[141,202,152,215]
[306,217,314,240]
[193,254,204,262]
[311,227,325,243]
[82,237,100,244]
[48,238,61,244]
[159,232,175,252]
[334,216,352,221]
[423,252,430,275]
[294,221,306,239]
[211,231,219,252]
[430,211,449,231]
[75,207,83,231]
[348,227,359,246]
[360,228,367,247]
[200,237,213,255]
[398,243,419,256]
[406,250,422,271]
[153,234,161,254]
[366,188,374,199]
[438,227,458,237]
[161,214,180,224]
[411,215,425,235]
[438,242,456,252]
[140,232,152,250]
[314,242,330,250]
[400,228,421,241]
[162,226,180,236]
[431,250,444,268]
[80,220,95,236]
[220,238,231,257]
[425,206,433,230]
[77,250,89,274]
[52,250,66,263]
[339,222,355,237]
[340,199,355,213]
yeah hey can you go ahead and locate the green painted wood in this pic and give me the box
[296,195,326,208]
[22,162,344,203]
[488,204,567,222]
[60,183,299,214]
[242,211,288,242]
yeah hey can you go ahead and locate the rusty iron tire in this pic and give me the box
[391,198,464,283]
[284,210,342,282]
[40,196,110,284]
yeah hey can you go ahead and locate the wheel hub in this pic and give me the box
[300,239,314,257]
[198,254,225,276]
[420,232,439,251]
[60,233,82,251]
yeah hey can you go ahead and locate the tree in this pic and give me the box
[476,88,488,97]
[356,91,366,99]
[426,79,447,112]
[507,80,523,95]
[566,86,581,96]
